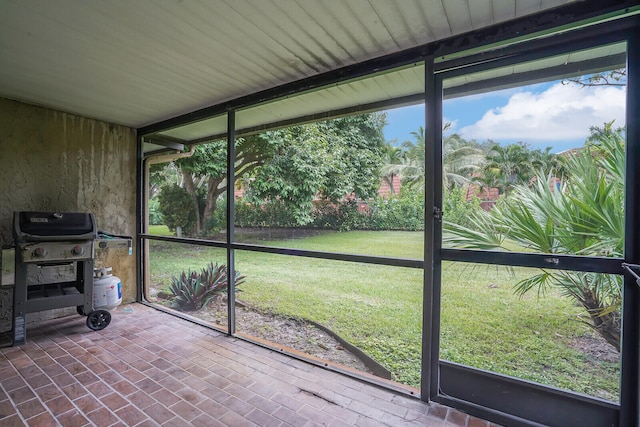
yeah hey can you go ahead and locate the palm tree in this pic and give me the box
[442,132,484,188]
[399,127,426,190]
[380,142,404,195]
[396,125,484,190]
[445,125,625,351]
[479,142,532,194]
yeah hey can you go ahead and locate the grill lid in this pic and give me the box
[13,211,97,242]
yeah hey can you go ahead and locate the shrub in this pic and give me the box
[158,184,197,234]
[205,196,227,233]
[310,199,366,231]
[169,262,246,311]
[235,199,299,228]
[234,191,427,232]
[442,186,482,228]
[148,198,163,225]
[367,191,425,231]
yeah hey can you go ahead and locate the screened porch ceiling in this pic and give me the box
[0,0,634,153]
[146,39,627,153]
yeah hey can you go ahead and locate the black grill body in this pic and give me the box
[11,212,99,346]
[14,211,97,240]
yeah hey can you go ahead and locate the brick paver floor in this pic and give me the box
[0,303,500,426]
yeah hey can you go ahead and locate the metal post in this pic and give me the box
[620,28,640,427]
[227,111,236,335]
[81,260,94,315]
[421,57,440,400]
[136,135,144,302]
[12,257,27,346]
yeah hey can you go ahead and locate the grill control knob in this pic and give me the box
[71,245,84,256]
[33,247,47,258]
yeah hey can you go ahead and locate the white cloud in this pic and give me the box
[459,83,626,143]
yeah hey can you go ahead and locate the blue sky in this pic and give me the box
[383,80,626,153]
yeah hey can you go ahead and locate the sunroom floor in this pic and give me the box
[0,303,498,426]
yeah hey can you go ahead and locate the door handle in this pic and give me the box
[622,263,640,286]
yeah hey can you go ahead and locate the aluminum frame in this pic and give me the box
[430,26,636,427]
[136,6,640,427]
[620,25,640,427]
[226,111,237,335]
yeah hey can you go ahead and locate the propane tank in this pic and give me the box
[93,267,122,311]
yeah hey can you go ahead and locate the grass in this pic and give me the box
[146,229,620,401]
[246,230,424,259]
[440,263,619,400]
[148,225,173,236]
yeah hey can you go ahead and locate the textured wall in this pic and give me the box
[0,98,137,308]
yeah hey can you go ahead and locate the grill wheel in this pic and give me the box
[86,310,111,331]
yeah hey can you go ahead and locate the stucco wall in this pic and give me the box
[0,97,137,314]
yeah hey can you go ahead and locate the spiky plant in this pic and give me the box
[444,123,624,351]
[169,262,246,311]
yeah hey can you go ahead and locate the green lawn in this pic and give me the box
[146,230,620,401]
[148,225,174,236]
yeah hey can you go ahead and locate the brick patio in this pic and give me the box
[0,303,499,426]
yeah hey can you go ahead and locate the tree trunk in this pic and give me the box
[582,289,621,352]
[182,170,201,235]
[201,176,225,232]
[593,312,621,352]
[384,174,396,195]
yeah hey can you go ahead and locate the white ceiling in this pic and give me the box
[0,0,579,130]
[145,38,626,153]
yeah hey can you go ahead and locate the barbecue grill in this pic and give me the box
[12,211,111,346]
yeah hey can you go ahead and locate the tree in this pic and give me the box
[149,162,180,198]
[156,113,387,235]
[479,142,531,194]
[563,69,626,88]
[391,126,427,190]
[380,142,404,196]
[175,134,279,235]
[478,142,562,195]
[157,183,199,234]
[397,125,484,190]
[444,124,625,351]
[441,132,484,189]
[248,113,387,224]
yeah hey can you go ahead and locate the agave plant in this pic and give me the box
[444,123,624,351]
[169,262,246,311]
